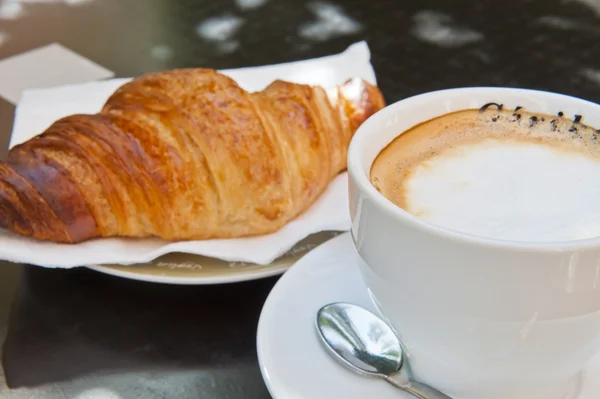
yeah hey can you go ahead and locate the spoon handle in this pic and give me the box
[386,373,453,399]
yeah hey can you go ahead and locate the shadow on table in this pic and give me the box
[1,265,278,389]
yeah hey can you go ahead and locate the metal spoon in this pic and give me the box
[316,302,452,399]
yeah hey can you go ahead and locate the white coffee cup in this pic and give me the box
[347,87,600,399]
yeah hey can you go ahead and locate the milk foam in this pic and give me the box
[405,138,600,242]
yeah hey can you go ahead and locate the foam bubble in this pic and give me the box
[405,138,600,242]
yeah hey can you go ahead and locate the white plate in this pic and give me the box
[87,232,340,285]
[256,233,600,399]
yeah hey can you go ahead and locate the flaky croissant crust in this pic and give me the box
[0,69,385,243]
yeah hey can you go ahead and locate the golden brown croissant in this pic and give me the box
[0,69,385,243]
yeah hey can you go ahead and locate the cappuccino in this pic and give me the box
[370,105,600,242]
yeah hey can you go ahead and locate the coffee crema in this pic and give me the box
[370,106,600,242]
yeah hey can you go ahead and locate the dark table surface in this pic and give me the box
[3,0,600,397]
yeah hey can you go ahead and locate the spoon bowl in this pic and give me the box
[316,302,453,399]
[316,302,403,376]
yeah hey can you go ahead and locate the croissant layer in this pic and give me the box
[1,69,385,243]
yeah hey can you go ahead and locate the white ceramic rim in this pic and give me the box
[85,263,288,285]
[347,86,600,252]
[256,233,351,398]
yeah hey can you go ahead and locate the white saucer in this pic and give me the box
[256,233,600,399]
[85,232,338,285]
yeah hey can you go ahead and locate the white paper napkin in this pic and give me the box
[0,41,377,268]
[0,43,115,105]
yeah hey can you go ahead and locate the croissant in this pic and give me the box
[0,69,385,243]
